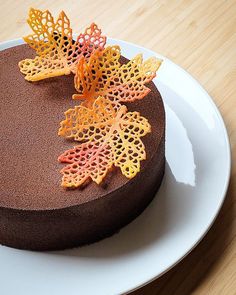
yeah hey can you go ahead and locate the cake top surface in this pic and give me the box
[0,44,165,210]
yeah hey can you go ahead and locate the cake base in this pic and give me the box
[0,44,165,251]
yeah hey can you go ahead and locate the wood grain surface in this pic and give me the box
[0,1,235,294]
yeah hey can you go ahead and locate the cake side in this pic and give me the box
[0,142,164,250]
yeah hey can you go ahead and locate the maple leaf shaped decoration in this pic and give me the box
[72,46,162,108]
[18,8,106,81]
[58,96,151,188]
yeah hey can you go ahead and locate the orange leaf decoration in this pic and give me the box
[73,46,162,107]
[58,96,151,187]
[58,142,113,187]
[18,8,106,81]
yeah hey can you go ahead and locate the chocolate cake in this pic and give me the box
[0,44,165,251]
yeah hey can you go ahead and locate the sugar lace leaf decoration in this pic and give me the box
[73,46,162,108]
[18,8,106,81]
[58,96,151,188]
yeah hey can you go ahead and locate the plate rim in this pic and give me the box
[0,37,231,295]
[117,38,231,294]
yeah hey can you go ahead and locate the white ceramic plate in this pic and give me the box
[0,38,231,295]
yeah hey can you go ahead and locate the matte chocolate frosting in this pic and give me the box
[0,44,165,250]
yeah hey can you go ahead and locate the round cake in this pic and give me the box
[0,44,165,251]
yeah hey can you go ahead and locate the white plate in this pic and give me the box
[0,38,231,295]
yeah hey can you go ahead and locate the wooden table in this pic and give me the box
[1,1,235,294]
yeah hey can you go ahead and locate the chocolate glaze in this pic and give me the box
[0,44,165,250]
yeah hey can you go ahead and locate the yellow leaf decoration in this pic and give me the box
[58,96,151,187]
[18,8,106,81]
[73,46,162,107]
